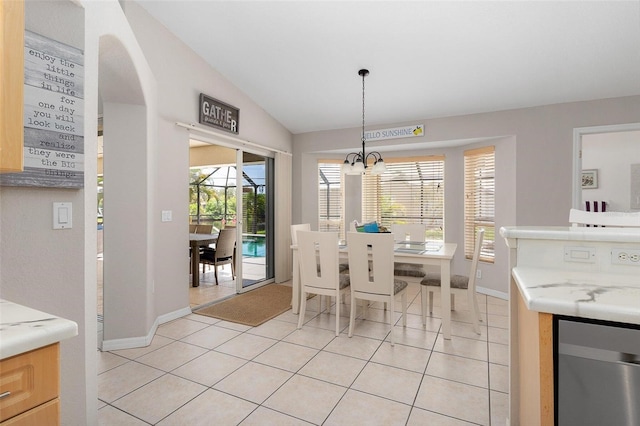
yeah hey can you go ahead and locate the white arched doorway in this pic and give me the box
[98,34,156,350]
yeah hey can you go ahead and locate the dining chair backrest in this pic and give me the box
[569,208,640,227]
[347,231,394,296]
[291,223,311,245]
[196,224,213,234]
[189,224,198,233]
[297,230,340,291]
[420,228,484,334]
[215,228,237,259]
[467,228,485,294]
[391,223,426,242]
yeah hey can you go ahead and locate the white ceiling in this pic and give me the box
[136,1,640,135]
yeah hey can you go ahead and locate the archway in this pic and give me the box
[98,35,154,349]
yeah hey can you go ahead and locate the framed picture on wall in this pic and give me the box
[582,169,599,189]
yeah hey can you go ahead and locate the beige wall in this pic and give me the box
[0,2,95,425]
[292,96,640,295]
[1,1,293,424]
[122,1,293,320]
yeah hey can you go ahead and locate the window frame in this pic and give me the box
[317,160,345,237]
[317,156,445,242]
[464,146,495,263]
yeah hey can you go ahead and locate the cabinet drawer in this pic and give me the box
[0,344,59,422]
[0,399,58,426]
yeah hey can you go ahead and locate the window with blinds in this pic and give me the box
[362,156,445,242]
[318,161,344,237]
[464,146,495,262]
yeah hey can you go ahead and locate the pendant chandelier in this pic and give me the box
[342,69,386,175]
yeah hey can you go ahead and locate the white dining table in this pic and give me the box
[290,241,458,340]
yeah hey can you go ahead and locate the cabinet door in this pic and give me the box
[0,399,59,426]
[0,0,24,173]
[0,344,59,422]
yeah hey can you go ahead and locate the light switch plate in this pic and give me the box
[53,202,72,229]
[564,246,596,263]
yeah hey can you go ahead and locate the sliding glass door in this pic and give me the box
[189,141,274,295]
[236,151,274,292]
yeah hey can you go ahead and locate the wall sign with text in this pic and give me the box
[199,93,239,134]
[0,30,84,188]
[364,124,424,142]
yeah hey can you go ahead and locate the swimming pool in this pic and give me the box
[242,237,266,257]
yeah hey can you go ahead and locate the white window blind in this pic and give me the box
[362,156,445,242]
[318,161,344,237]
[464,146,495,262]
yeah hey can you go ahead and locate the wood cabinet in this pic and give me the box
[0,0,24,173]
[502,226,640,425]
[513,289,554,425]
[0,344,60,425]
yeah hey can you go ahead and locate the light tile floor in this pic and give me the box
[189,257,267,309]
[98,282,509,425]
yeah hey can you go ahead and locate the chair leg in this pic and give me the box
[335,292,340,337]
[297,291,307,330]
[348,294,356,338]
[421,287,427,326]
[468,291,481,335]
[214,265,219,285]
[389,297,395,346]
[428,290,434,314]
[402,292,407,327]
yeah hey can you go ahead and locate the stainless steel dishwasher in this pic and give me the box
[556,317,640,426]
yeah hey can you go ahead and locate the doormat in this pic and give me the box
[193,284,293,327]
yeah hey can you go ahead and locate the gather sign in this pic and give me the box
[198,93,239,135]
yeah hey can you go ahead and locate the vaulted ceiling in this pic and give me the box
[137,1,640,135]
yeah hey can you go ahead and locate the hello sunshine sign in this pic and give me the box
[364,125,424,142]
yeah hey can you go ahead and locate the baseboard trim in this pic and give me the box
[100,306,192,351]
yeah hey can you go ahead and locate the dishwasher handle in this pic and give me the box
[559,342,640,366]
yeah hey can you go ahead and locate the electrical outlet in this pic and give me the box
[611,248,640,266]
[476,269,482,279]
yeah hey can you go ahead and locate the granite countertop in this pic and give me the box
[501,226,640,325]
[0,299,78,360]
[511,267,640,325]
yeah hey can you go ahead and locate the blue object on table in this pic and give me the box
[363,222,379,233]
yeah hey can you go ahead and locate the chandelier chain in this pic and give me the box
[343,68,384,175]
[362,71,366,143]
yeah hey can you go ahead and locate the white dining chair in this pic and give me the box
[420,228,484,334]
[291,224,311,311]
[297,230,350,336]
[291,223,311,244]
[569,208,640,227]
[390,223,428,280]
[347,231,407,346]
[391,223,426,242]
